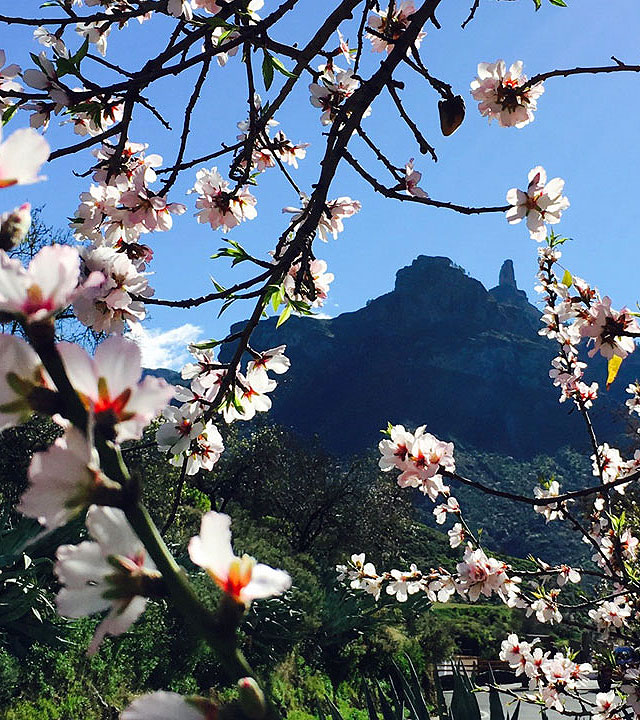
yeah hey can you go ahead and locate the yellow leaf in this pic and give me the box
[607,355,623,389]
[562,269,573,288]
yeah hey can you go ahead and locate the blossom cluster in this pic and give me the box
[499,634,595,713]
[155,344,289,475]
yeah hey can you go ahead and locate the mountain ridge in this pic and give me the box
[216,255,639,457]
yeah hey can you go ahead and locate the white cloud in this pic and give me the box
[309,312,333,320]
[128,323,203,370]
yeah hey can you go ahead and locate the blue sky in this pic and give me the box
[3,0,639,367]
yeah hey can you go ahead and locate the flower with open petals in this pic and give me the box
[18,426,116,528]
[58,335,174,442]
[188,511,291,605]
[506,166,569,241]
[122,691,216,720]
[470,60,544,128]
[0,245,86,323]
[0,126,50,187]
[0,334,53,429]
[55,505,158,655]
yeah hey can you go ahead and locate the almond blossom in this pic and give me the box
[0,203,31,251]
[448,523,464,548]
[0,126,50,187]
[55,505,158,655]
[122,692,216,720]
[222,369,277,423]
[0,49,21,113]
[470,60,544,128]
[73,245,152,333]
[189,167,257,232]
[402,159,428,198]
[0,334,53,430]
[282,194,361,243]
[167,0,194,20]
[156,403,205,457]
[309,64,368,126]
[0,244,90,323]
[366,2,426,54]
[580,297,638,360]
[456,543,515,602]
[247,345,291,377]
[593,691,623,720]
[506,166,569,241]
[18,427,116,528]
[283,258,334,308]
[58,335,174,442]
[533,480,563,522]
[188,512,291,605]
[589,598,632,636]
[169,419,224,476]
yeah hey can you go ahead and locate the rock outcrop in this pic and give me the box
[217,256,639,457]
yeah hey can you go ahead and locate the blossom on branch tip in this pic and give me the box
[470,60,544,128]
[188,511,291,605]
[55,505,158,655]
[506,166,569,241]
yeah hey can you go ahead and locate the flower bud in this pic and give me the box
[0,203,31,250]
[237,677,266,720]
[438,96,465,136]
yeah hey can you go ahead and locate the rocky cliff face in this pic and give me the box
[220,256,639,457]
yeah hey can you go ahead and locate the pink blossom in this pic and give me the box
[0,244,85,323]
[73,245,152,333]
[18,427,109,528]
[189,167,257,232]
[402,159,428,198]
[580,297,638,360]
[470,60,544,128]
[366,2,426,54]
[283,258,334,308]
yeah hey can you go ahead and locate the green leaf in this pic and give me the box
[262,51,274,91]
[271,55,297,79]
[192,338,221,350]
[55,57,77,79]
[2,103,19,127]
[72,37,90,66]
[561,269,573,287]
[276,303,292,328]
[489,686,505,720]
[549,0,567,6]
[533,0,542,8]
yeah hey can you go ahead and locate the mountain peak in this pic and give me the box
[498,259,517,289]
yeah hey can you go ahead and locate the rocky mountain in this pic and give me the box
[219,256,640,458]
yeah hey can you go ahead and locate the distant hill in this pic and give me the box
[216,255,639,458]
